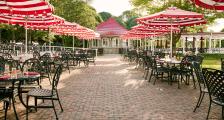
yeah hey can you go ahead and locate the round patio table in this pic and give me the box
[0,71,40,120]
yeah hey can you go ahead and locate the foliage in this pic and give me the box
[99,12,112,21]
[119,10,139,30]
[51,0,101,30]
[201,53,224,70]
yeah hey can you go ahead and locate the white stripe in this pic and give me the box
[11,6,51,12]
[7,1,44,6]
[199,0,224,5]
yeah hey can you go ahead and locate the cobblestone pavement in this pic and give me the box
[1,54,222,120]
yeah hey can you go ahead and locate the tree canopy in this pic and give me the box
[99,12,112,22]
[51,0,102,29]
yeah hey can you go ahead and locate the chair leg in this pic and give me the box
[4,101,9,120]
[198,92,205,108]
[178,74,182,89]
[148,70,153,82]
[193,91,203,112]
[26,96,30,120]
[153,72,158,85]
[206,101,212,120]
[12,95,19,120]
[56,91,63,112]
[145,69,149,80]
[222,106,224,119]
[191,72,196,89]
[35,97,37,112]
[51,100,58,120]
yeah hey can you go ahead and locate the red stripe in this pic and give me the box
[192,0,224,10]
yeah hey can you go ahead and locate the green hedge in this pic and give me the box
[200,53,224,70]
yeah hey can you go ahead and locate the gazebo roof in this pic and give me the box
[96,18,128,37]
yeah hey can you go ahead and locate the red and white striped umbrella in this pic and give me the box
[136,7,206,56]
[136,7,206,27]
[0,0,53,17]
[121,32,163,40]
[191,0,224,11]
[0,14,64,28]
[0,14,64,53]
[132,25,180,33]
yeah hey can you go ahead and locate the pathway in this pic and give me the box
[4,54,221,120]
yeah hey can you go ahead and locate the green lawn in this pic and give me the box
[201,53,224,70]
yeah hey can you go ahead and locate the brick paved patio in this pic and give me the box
[1,54,222,120]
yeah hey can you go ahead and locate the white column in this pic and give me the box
[182,38,185,54]
[209,32,212,53]
[195,38,199,55]
[219,39,222,53]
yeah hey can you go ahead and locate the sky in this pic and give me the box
[207,19,224,32]
[90,0,133,16]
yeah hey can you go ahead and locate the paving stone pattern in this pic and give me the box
[1,54,222,120]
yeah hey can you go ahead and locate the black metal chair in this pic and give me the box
[26,64,64,120]
[142,56,153,80]
[191,61,208,112]
[0,57,19,120]
[2,53,12,60]
[33,51,41,59]
[86,50,96,65]
[40,53,52,84]
[20,58,42,93]
[202,68,224,120]
[0,90,11,120]
[148,57,170,85]
[169,55,196,89]
[221,58,224,71]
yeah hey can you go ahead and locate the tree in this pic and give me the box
[99,12,112,21]
[119,10,139,30]
[52,0,101,29]
[125,16,138,30]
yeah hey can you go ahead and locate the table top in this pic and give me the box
[0,71,40,82]
[158,58,181,64]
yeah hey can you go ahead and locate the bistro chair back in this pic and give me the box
[202,68,224,119]
[26,64,64,120]
[0,56,5,74]
[2,53,12,60]
[191,61,208,112]
[33,51,40,59]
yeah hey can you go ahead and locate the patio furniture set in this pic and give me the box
[0,48,96,120]
[123,49,224,120]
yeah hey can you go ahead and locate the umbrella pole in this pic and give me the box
[170,24,173,57]
[25,27,28,54]
[73,35,75,51]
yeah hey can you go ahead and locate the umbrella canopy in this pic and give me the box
[0,14,64,27]
[132,25,180,33]
[191,0,224,11]
[136,7,206,27]
[0,0,54,17]
[136,7,206,56]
